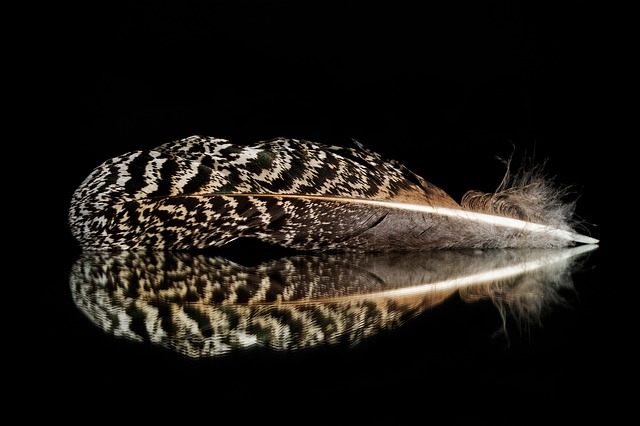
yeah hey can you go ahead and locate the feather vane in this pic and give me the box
[68,135,598,251]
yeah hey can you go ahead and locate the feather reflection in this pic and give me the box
[69,245,597,358]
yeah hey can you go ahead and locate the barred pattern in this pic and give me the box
[69,135,459,251]
[69,251,439,357]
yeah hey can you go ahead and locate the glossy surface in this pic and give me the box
[69,246,597,358]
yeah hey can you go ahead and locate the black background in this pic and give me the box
[27,1,625,424]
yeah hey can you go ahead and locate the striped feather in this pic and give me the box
[68,135,598,251]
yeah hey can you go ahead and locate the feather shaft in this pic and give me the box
[220,193,598,245]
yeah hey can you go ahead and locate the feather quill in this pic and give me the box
[68,135,598,251]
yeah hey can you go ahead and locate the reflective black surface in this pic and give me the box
[33,2,623,424]
[37,240,615,423]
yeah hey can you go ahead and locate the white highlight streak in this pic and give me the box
[226,194,600,245]
[274,244,598,305]
[364,199,599,244]
[370,243,598,299]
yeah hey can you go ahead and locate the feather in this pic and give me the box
[68,135,598,251]
[69,245,597,357]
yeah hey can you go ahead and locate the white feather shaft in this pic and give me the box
[229,193,599,245]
